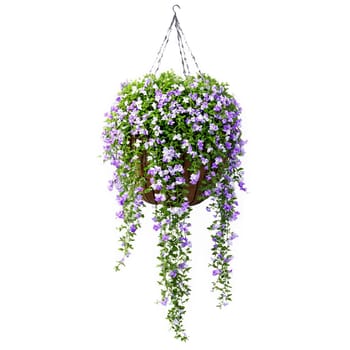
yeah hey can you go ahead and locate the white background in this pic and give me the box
[1,0,350,349]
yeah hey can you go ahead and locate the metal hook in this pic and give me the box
[172,4,181,15]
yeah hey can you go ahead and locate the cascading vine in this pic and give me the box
[156,202,192,341]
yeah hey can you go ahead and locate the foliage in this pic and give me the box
[102,70,246,341]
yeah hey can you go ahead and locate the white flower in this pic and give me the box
[135,98,142,109]
[169,164,184,175]
[132,86,138,94]
[173,134,182,141]
[190,171,201,185]
[154,125,162,136]
[197,114,204,122]
[181,139,190,149]
[159,169,169,177]
[162,146,176,162]
[169,207,180,215]
[196,97,202,106]
[134,139,141,148]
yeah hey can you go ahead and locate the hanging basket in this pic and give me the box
[102,4,246,343]
[138,151,208,205]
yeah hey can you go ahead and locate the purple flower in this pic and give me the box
[162,234,169,241]
[222,124,230,133]
[130,224,137,233]
[169,164,184,175]
[153,223,161,231]
[179,237,191,248]
[229,233,239,240]
[212,269,221,276]
[162,146,177,163]
[161,297,168,306]
[239,181,247,192]
[151,181,163,191]
[197,140,204,151]
[178,262,187,270]
[179,222,190,233]
[224,256,233,263]
[223,203,232,211]
[120,81,129,89]
[155,193,166,203]
[214,104,222,112]
[215,157,223,165]
[181,201,190,212]
[147,167,157,176]
[190,93,198,101]
[116,211,124,219]
[231,211,240,221]
[117,193,128,206]
[166,183,175,190]
[110,159,122,168]
[175,177,186,185]
[108,180,114,191]
[187,144,197,157]
[192,123,202,132]
[155,89,163,102]
[203,189,211,197]
[169,270,177,278]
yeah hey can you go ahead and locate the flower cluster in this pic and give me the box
[102,70,246,341]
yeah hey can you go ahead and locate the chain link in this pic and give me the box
[150,9,201,76]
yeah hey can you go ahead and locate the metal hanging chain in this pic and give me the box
[174,15,202,76]
[150,5,202,76]
[149,14,176,75]
[174,13,190,76]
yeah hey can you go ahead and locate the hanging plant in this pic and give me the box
[102,5,246,342]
